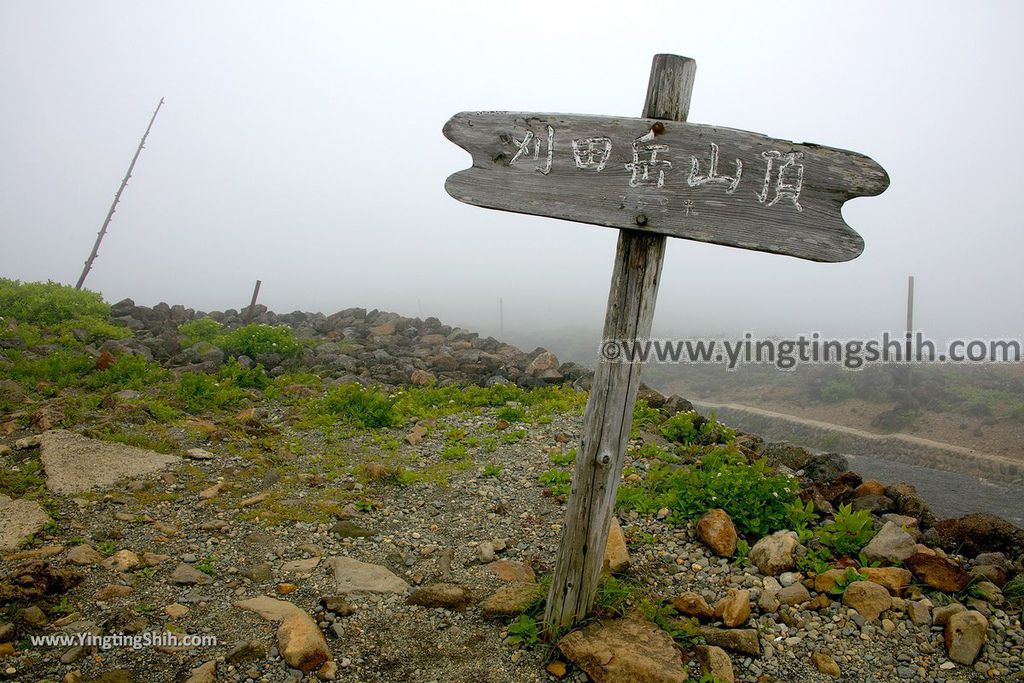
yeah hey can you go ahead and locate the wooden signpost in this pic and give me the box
[443,54,889,633]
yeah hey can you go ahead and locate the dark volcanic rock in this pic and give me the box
[931,513,1024,558]
[0,561,84,604]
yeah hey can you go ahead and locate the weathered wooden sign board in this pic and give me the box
[445,113,888,262]
[443,54,889,634]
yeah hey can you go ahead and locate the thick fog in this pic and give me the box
[1,1,1022,350]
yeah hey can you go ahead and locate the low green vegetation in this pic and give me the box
[0,278,109,325]
[617,447,799,536]
[660,411,735,447]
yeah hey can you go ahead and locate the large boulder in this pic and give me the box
[841,581,892,621]
[905,553,971,593]
[696,509,738,558]
[277,611,330,672]
[749,531,804,576]
[0,495,51,553]
[558,616,687,683]
[861,521,917,564]
[603,517,631,574]
[931,513,1024,558]
[802,453,849,483]
[715,589,750,627]
[884,483,936,527]
[944,610,988,665]
[762,443,813,471]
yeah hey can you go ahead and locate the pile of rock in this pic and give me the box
[101,299,592,390]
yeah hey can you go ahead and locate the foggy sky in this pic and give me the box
[2,1,1022,349]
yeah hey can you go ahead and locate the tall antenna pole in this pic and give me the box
[75,97,165,290]
[905,275,915,409]
[499,296,504,338]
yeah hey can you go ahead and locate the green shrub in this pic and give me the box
[217,358,270,389]
[219,323,303,359]
[630,399,663,438]
[175,372,245,413]
[538,468,571,496]
[56,315,132,344]
[816,503,877,557]
[829,567,869,595]
[616,448,798,536]
[506,614,541,648]
[821,380,856,402]
[316,384,400,428]
[178,318,223,346]
[84,354,167,391]
[0,279,110,325]
[4,349,96,388]
[661,412,734,446]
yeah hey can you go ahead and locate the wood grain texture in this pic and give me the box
[542,55,690,634]
[444,108,888,263]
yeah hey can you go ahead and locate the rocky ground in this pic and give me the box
[1,292,1023,683]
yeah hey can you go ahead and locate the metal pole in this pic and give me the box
[905,275,914,408]
[75,98,165,290]
[245,280,262,323]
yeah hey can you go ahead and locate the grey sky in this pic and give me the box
[1,1,1021,346]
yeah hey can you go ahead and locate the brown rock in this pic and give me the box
[404,425,427,446]
[671,592,714,619]
[407,583,474,609]
[811,651,841,678]
[101,550,140,572]
[716,589,750,627]
[139,551,170,567]
[602,517,631,574]
[487,560,535,583]
[558,616,687,683]
[93,584,133,601]
[695,644,735,683]
[320,595,355,617]
[944,610,988,665]
[905,553,971,593]
[907,600,932,626]
[66,544,105,566]
[546,661,568,679]
[776,583,810,606]
[526,351,560,378]
[368,322,395,336]
[277,611,330,672]
[841,580,891,621]
[481,583,545,617]
[19,605,47,626]
[697,509,738,558]
[853,480,886,497]
[860,567,913,595]
[933,513,1024,558]
[932,603,966,626]
[183,660,217,683]
[164,604,189,619]
[697,627,761,657]
[170,563,213,586]
[0,561,83,604]
[409,369,435,386]
[813,569,846,594]
[749,531,803,576]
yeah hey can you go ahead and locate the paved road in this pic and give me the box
[845,453,1024,526]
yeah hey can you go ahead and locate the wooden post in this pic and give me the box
[75,98,164,290]
[543,54,695,634]
[905,275,915,408]
[245,279,262,323]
